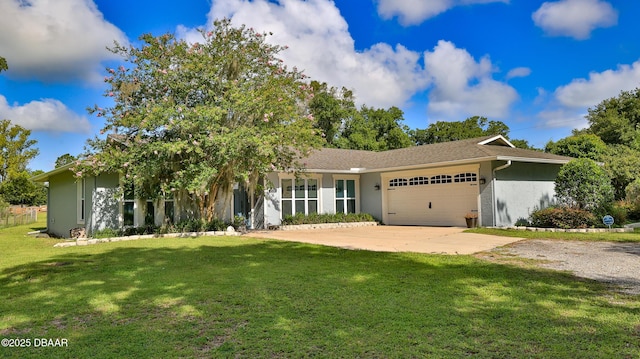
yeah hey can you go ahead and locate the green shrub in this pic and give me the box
[626,179,640,219]
[514,218,530,227]
[233,215,246,230]
[157,224,176,234]
[122,226,157,236]
[205,218,227,231]
[530,207,596,229]
[625,178,640,204]
[605,201,629,225]
[92,228,122,238]
[555,158,614,211]
[175,219,205,232]
[281,212,376,225]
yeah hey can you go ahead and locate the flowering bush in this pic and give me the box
[530,207,596,229]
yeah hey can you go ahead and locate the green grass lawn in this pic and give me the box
[1,217,639,358]
[468,227,640,242]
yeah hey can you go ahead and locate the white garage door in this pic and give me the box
[384,166,479,227]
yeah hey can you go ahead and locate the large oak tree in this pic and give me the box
[79,19,322,221]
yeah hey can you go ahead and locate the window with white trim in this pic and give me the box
[77,178,86,224]
[335,179,356,214]
[281,178,318,217]
[409,176,429,186]
[388,178,408,187]
[430,175,452,184]
[123,184,135,226]
[454,172,477,183]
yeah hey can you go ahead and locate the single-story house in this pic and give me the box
[32,135,572,238]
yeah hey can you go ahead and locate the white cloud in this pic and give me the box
[506,67,532,80]
[424,40,518,120]
[537,109,588,130]
[532,0,617,40]
[376,0,509,26]
[202,0,431,109]
[0,0,128,83]
[176,1,518,119]
[555,60,640,108]
[0,96,91,133]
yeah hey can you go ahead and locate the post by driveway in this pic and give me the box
[245,226,520,255]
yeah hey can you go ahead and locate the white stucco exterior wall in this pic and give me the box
[493,162,561,226]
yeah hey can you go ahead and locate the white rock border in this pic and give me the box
[488,226,634,233]
[54,229,240,248]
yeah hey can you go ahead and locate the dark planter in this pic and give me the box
[465,217,478,228]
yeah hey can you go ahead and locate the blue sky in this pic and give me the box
[2,0,640,172]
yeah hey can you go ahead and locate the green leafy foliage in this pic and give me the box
[335,106,412,151]
[0,195,8,216]
[410,116,504,144]
[0,171,46,205]
[78,19,322,221]
[626,179,640,219]
[409,116,532,148]
[545,134,608,161]
[54,153,77,168]
[626,178,640,206]
[530,207,596,229]
[586,88,640,149]
[605,201,629,224]
[281,212,376,225]
[508,138,537,150]
[92,218,236,238]
[603,145,640,199]
[309,81,355,146]
[0,119,39,182]
[0,56,7,72]
[555,158,614,211]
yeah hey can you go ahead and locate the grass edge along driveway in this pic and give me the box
[1,218,639,358]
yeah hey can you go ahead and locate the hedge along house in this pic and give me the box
[32,135,572,238]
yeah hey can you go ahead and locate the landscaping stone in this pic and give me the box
[495,226,633,233]
[54,242,77,248]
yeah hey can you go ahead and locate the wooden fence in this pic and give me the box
[0,206,44,228]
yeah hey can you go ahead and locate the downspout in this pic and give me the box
[46,182,50,232]
[492,160,512,227]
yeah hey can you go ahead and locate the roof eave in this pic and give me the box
[495,156,571,165]
[305,154,571,174]
[30,163,75,182]
[361,157,496,173]
[302,168,367,174]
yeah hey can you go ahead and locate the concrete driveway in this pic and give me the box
[245,226,521,255]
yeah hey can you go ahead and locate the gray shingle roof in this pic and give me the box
[303,135,572,172]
